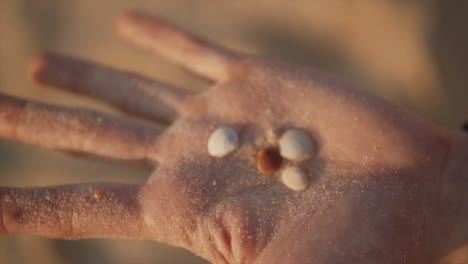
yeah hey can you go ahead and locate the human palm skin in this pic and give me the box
[0,12,467,264]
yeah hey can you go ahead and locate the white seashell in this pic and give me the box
[281,166,309,191]
[279,129,315,161]
[207,127,239,157]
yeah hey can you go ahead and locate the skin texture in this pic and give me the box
[0,11,467,264]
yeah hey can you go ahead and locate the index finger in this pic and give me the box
[0,183,146,239]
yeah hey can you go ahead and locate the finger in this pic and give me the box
[0,183,148,239]
[0,93,160,161]
[116,11,240,82]
[29,53,187,123]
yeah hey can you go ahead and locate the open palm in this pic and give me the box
[0,12,462,264]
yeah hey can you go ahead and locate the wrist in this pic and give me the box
[436,132,468,263]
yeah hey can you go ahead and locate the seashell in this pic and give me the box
[256,147,283,176]
[281,166,309,191]
[207,126,239,157]
[278,128,315,161]
[266,128,281,144]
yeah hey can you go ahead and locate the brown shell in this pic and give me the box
[256,147,283,176]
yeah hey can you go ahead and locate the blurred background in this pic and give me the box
[0,0,467,263]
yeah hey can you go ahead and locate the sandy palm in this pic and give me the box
[0,11,465,264]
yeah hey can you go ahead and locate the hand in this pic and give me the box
[0,11,466,264]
